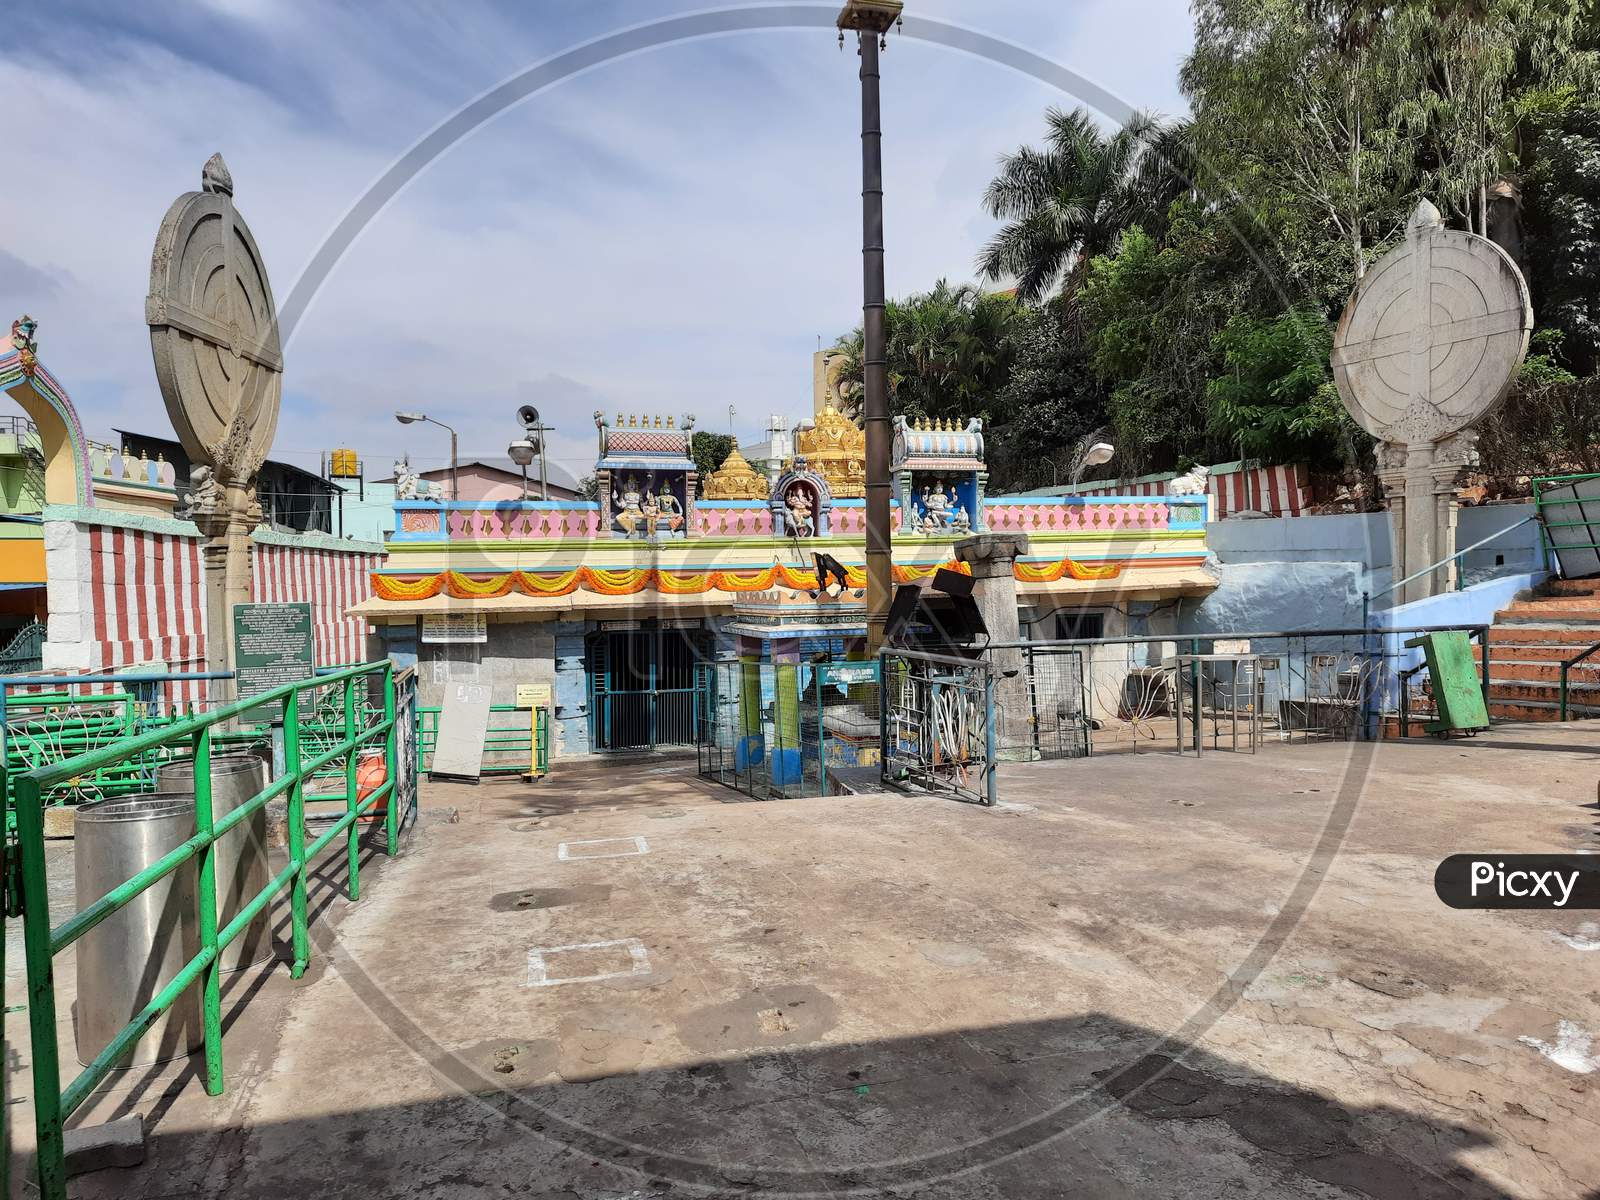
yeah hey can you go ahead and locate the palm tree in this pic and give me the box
[978,108,1192,305]
[830,281,1020,423]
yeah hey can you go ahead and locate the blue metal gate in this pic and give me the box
[588,625,708,751]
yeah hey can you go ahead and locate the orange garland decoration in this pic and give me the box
[372,554,1123,603]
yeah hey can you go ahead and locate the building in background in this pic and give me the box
[353,356,1216,759]
[118,430,344,535]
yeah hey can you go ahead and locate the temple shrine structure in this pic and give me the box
[353,355,1218,757]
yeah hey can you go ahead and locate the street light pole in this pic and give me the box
[838,0,902,655]
[394,411,459,500]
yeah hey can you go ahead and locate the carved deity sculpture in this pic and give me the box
[921,481,953,532]
[786,485,815,537]
[184,464,223,519]
[656,484,684,532]
[614,474,645,537]
[395,457,419,500]
[9,314,37,375]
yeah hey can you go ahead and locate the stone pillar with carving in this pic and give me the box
[1332,201,1532,609]
[954,532,1032,760]
[147,155,282,697]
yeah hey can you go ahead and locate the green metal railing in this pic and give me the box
[418,703,550,776]
[1558,639,1600,720]
[9,660,401,1200]
[2,689,271,833]
[1533,472,1600,573]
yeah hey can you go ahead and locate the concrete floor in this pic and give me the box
[9,725,1600,1198]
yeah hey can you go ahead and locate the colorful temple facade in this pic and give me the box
[354,360,1218,759]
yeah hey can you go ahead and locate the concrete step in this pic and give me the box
[1481,659,1600,684]
[1496,600,1600,621]
[1406,694,1598,722]
[1507,593,1600,609]
[1487,618,1600,638]
[1544,577,1600,597]
[1487,679,1600,704]
[1475,644,1600,665]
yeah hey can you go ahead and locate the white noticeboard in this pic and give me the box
[422,613,488,643]
[430,681,493,782]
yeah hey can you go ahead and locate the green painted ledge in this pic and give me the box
[44,504,383,554]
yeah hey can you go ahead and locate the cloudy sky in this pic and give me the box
[2,1,1193,484]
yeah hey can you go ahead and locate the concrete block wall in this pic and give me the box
[1203,507,1546,617]
[1457,504,1543,583]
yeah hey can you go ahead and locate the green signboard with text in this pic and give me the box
[234,602,315,720]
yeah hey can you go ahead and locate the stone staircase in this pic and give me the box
[1468,577,1600,720]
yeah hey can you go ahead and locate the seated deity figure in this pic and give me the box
[951,505,971,534]
[614,475,645,537]
[786,484,815,537]
[655,484,684,532]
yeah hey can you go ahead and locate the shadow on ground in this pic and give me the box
[78,1011,1547,1199]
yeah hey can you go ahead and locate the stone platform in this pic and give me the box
[7,728,1599,1198]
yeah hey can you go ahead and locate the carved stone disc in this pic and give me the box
[1332,200,1531,445]
[146,154,282,486]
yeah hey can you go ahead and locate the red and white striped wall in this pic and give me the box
[1068,462,1310,519]
[253,541,376,667]
[41,517,380,710]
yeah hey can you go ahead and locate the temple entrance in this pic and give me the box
[587,622,710,751]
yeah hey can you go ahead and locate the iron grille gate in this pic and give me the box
[588,626,709,751]
[880,648,997,806]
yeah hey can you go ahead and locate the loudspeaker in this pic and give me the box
[922,593,987,648]
[932,567,973,597]
[517,404,540,430]
[883,581,927,645]
[883,580,989,649]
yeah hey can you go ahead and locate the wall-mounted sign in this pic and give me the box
[422,612,488,643]
[233,602,314,720]
[516,682,552,708]
[828,663,878,685]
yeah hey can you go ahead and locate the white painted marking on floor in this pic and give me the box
[525,937,652,987]
[557,835,649,861]
[1552,922,1600,952]
[1518,1020,1598,1074]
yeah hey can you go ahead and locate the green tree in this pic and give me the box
[1205,306,1358,470]
[1079,205,1281,473]
[1524,94,1600,374]
[1183,0,1411,282]
[689,432,734,489]
[831,280,1020,424]
[983,303,1110,492]
[976,108,1190,304]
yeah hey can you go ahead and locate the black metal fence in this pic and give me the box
[693,624,1492,802]
[981,625,1490,755]
[695,658,881,800]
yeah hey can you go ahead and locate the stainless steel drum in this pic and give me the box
[74,797,202,1068]
[157,753,273,971]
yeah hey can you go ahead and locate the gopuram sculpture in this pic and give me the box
[1332,200,1532,602]
[147,154,282,690]
[794,404,866,498]
[702,442,770,500]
